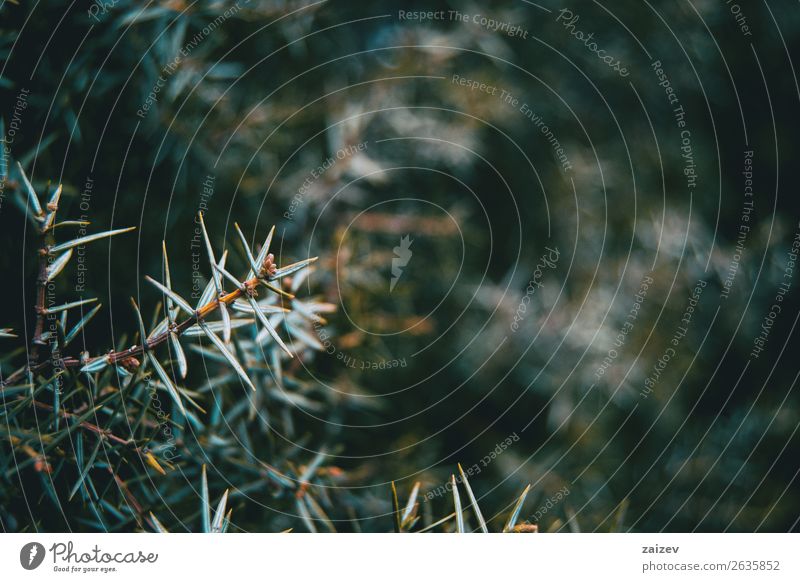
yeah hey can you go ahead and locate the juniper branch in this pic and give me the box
[77,253,290,370]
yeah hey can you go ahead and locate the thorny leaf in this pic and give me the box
[183,319,253,337]
[230,299,288,316]
[295,497,317,533]
[201,464,211,533]
[391,481,401,533]
[211,489,229,533]
[64,303,102,346]
[17,161,43,219]
[145,276,194,316]
[198,321,255,391]
[502,485,531,533]
[451,475,465,533]
[169,332,188,379]
[197,213,231,340]
[458,463,488,533]
[79,355,110,374]
[49,226,135,254]
[196,251,227,309]
[45,297,97,315]
[401,482,421,526]
[46,249,72,282]
[250,225,275,280]
[43,184,63,230]
[146,351,187,417]
[149,512,169,533]
[233,222,260,274]
[269,257,318,281]
[247,296,293,357]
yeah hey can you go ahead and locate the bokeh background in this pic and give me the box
[1,0,799,532]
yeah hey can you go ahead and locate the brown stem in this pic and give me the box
[30,241,51,364]
[3,238,286,387]
[109,468,148,529]
[1,284,257,386]
[104,283,252,367]
[26,397,138,449]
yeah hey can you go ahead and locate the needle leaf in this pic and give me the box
[250,225,275,279]
[198,321,255,391]
[17,161,43,219]
[391,481,401,533]
[502,485,531,533]
[211,489,229,533]
[234,222,260,274]
[247,296,293,357]
[45,297,97,315]
[146,351,187,417]
[201,465,211,533]
[452,475,465,533]
[46,249,72,282]
[458,463,488,533]
[145,276,194,316]
[270,257,318,281]
[64,303,102,346]
[50,226,135,254]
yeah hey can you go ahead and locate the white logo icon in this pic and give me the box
[390,235,413,292]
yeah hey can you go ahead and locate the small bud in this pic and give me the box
[120,356,141,372]
[259,253,277,279]
[244,280,259,297]
[34,457,53,474]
